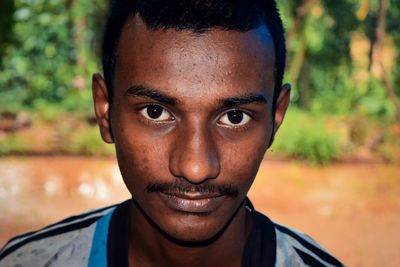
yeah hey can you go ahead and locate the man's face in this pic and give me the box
[93,17,289,242]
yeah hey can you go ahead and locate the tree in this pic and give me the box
[0,0,107,111]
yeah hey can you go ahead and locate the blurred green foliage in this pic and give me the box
[0,0,15,63]
[271,109,340,164]
[60,126,115,156]
[0,134,27,155]
[278,0,400,119]
[0,0,106,113]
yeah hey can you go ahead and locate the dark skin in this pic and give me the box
[92,15,290,267]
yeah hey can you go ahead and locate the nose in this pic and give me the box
[169,123,220,184]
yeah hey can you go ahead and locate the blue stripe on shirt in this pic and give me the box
[88,207,116,267]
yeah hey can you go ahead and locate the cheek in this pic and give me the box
[221,137,268,188]
[113,126,169,193]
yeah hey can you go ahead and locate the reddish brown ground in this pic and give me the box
[0,157,399,266]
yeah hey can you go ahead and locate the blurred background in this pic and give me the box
[0,0,399,266]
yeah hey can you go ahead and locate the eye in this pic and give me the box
[218,110,251,127]
[139,105,174,122]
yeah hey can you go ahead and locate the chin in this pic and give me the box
[152,213,231,246]
[151,199,244,246]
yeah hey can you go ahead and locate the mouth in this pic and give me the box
[158,191,226,214]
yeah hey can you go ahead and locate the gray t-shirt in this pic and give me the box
[0,199,344,267]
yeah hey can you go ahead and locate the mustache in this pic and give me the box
[147,180,239,198]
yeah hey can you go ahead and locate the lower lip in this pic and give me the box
[158,193,226,214]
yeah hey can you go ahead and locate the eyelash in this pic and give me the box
[136,104,175,126]
[218,109,253,131]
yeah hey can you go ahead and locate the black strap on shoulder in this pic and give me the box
[107,199,131,267]
[242,198,276,267]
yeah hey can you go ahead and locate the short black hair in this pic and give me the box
[102,0,286,107]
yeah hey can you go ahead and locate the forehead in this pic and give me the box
[114,15,275,100]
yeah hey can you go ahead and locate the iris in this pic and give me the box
[146,105,163,119]
[227,110,244,124]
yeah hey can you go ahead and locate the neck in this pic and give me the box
[128,200,253,267]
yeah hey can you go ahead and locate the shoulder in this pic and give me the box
[0,204,117,267]
[272,221,344,267]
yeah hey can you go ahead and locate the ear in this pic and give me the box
[268,83,291,147]
[92,73,114,143]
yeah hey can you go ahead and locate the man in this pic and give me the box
[0,0,344,266]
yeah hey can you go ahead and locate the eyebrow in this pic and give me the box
[125,84,267,108]
[124,84,177,105]
[219,93,268,109]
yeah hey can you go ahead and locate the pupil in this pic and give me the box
[147,105,163,119]
[227,110,243,124]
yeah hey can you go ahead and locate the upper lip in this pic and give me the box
[161,191,223,200]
